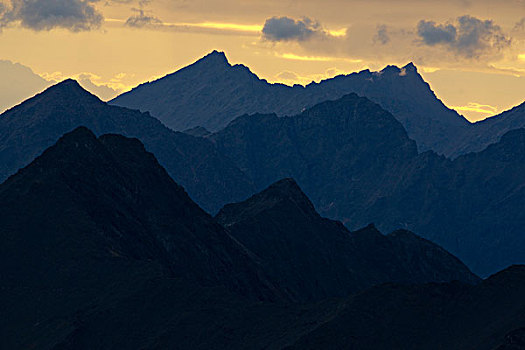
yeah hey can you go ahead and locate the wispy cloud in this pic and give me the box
[125,8,161,28]
[451,102,499,117]
[277,53,362,63]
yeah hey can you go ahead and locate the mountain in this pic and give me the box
[110,50,469,155]
[288,265,525,350]
[0,127,293,349]
[0,79,254,213]
[452,101,525,156]
[210,94,525,276]
[0,126,521,349]
[216,178,479,301]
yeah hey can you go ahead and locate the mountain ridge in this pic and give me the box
[216,177,479,301]
[111,50,469,154]
[0,79,255,213]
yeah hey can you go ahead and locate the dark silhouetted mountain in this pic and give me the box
[0,127,295,349]
[110,51,469,154]
[211,94,525,276]
[0,79,255,213]
[216,178,479,301]
[0,127,522,350]
[452,101,525,156]
[288,265,525,350]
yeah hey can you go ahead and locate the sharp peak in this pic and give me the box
[197,50,230,65]
[56,78,82,86]
[379,62,419,75]
[41,78,97,98]
[403,62,418,70]
[223,177,316,215]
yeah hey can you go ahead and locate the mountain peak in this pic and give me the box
[195,50,230,67]
[249,178,316,213]
[55,78,82,87]
[31,78,99,105]
[216,178,318,226]
[403,62,418,72]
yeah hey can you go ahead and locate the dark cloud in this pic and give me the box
[417,20,456,45]
[125,8,162,27]
[262,16,325,42]
[0,0,103,32]
[417,15,511,58]
[374,24,390,44]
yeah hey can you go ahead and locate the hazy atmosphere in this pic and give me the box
[1,0,524,121]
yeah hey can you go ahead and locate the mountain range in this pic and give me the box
[2,50,525,349]
[111,50,469,155]
[0,127,483,349]
[110,50,525,158]
[0,79,254,213]
[2,79,525,275]
[210,93,525,276]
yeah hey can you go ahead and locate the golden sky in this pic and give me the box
[0,0,524,121]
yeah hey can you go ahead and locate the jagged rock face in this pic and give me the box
[111,51,469,155]
[216,178,479,302]
[288,265,525,350]
[0,79,255,213]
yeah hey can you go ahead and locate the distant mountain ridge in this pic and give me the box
[0,79,254,213]
[452,101,525,156]
[110,50,469,155]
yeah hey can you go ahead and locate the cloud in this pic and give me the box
[262,16,326,42]
[374,24,390,45]
[77,73,121,100]
[0,0,103,32]
[417,15,511,58]
[125,8,161,27]
[417,20,456,45]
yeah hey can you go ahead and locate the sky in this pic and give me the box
[0,0,524,121]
